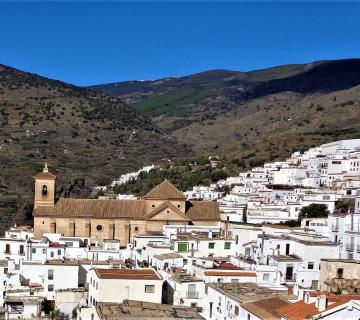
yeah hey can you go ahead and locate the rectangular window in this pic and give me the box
[43,249,46,254]
[32,248,36,254]
[308,262,314,270]
[145,285,155,293]
[263,273,270,281]
[208,242,215,249]
[5,244,10,254]
[50,252,54,258]
[48,285,54,292]
[224,242,231,250]
[177,243,188,252]
[234,306,239,316]
[48,269,54,280]
[231,279,239,283]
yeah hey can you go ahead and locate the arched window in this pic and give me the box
[42,185,48,197]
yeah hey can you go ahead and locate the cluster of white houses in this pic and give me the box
[0,139,360,319]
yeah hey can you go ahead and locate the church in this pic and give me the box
[33,164,221,245]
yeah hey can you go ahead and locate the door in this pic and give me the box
[285,265,293,280]
[285,243,290,255]
[187,284,197,299]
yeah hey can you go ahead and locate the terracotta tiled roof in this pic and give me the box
[203,271,256,277]
[276,301,319,320]
[94,268,161,280]
[276,294,360,320]
[34,198,220,221]
[185,201,220,220]
[34,198,146,219]
[242,297,290,320]
[34,171,56,180]
[144,181,186,200]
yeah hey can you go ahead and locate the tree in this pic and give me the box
[298,204,329,220]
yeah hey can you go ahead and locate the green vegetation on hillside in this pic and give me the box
[114,166,229,195]
[0,64,190,229]
[130,88,216,116]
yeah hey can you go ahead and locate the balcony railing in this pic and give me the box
[186,292,199,299]
[331,225,339,232]
[345,243,355,251]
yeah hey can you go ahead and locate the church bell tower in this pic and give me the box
[34,163,56,209]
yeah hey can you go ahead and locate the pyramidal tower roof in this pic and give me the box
[144,180,185,200]
[34,162,56,180]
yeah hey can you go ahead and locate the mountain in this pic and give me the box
[90,58,360,161]
[0,64,190,231]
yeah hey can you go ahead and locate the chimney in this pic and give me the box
[298,288,305,301]
[318,295,327,312]
[208,230,213,239]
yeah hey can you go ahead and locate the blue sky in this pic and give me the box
[0,1,359,86]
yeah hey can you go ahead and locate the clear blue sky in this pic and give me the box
[0,1,359,86]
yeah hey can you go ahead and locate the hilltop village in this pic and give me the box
[0,139,360,319]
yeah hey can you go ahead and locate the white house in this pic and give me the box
[87,268,163,306]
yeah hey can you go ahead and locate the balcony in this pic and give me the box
[331,225,339,232]
[345,243,355,251]
[186,291,199,299]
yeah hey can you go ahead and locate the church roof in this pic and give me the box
[34,171,56,180]
[33,198,220,220]
[144,180,186,200]
[34,198,146,219]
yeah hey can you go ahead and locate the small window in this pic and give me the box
[57,250,61,255]
[308,262,314,270]
[337,268,344,278]
[224,242,231,250]
[48,269,54,280]
[48,284,54,292]
[263,273,269,281]
[231,279,239,283]
[145,285,155,293]
[43,249,46,254]
[208,242,215,249]
[177,243,188,252]
[177,205,181,208]
[235,306,239,316]
[32,248,36,254]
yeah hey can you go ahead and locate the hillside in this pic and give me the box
[0,64,190,231]
[91,59,360,162]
